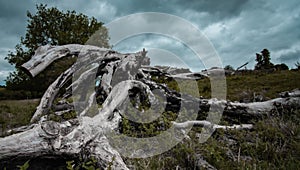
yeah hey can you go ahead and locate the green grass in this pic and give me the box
[124,70,300,169]
[0,99,39,135]
[1,70,300,169]
[159,70,300,101]
[123,108,300,170]
[225,70,300,101]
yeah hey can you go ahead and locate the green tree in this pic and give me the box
[255,49,274,70]
[5,4,109,97]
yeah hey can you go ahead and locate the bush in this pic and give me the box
[274,63,289,70]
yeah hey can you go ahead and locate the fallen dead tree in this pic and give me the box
[0,44,299,169]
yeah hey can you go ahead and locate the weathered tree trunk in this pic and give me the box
[0,44,299,169]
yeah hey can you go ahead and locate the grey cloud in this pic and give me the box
[0,0,36,36]
[0,47,14,69]
[0,71,11,85]
[107,12,221,70]
[0,0,35,77]
[0,0,35,18]
[113,34,205,71]
[45,0,249,26]
[107,0,173,16]
[278,49,300,64]
[174,0,249,18]
[0,0,300,85]
[0,58,14,71]
[202,0,300,69]
[0,48,14,85]
[147,49,191,69]
[41,0,117,23]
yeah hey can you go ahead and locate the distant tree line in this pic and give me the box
[225,48,293,72]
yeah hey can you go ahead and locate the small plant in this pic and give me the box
[66,156,100,170]
[66,160,74,170]
[107,156,115,170]
[17,160,30,170]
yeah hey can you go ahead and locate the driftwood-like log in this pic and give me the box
[172,121,253,130]
[1,44,299,169]
[30,67,74,123]
[21,44,107,77]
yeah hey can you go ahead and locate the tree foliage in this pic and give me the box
[5,4,110,97]
[255,49,274,70]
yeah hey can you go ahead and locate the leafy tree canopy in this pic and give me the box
[5,4,110,97]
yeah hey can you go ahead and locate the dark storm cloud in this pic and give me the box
[105,0,249,21]
[0,47,14,85]
[174,0,249,18]
[0,0,36,35]
[38,0,250,25]
[0,0,37,85]
[279,50,300,62]
[113,34,206,71]
[0,1,33,18]
[0,0,300,85]
[201,0,300,68]
[277,46,300,68]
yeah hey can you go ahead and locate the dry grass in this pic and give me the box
[173,70,300,101]
[0,99,39,135]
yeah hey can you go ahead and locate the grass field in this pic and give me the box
[0,99,39,135]
[167,70,300,101]
[126,70,300,169]
[226,70,300,101]
[0,70,299,169]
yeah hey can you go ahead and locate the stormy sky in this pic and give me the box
[0,0,300,85]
